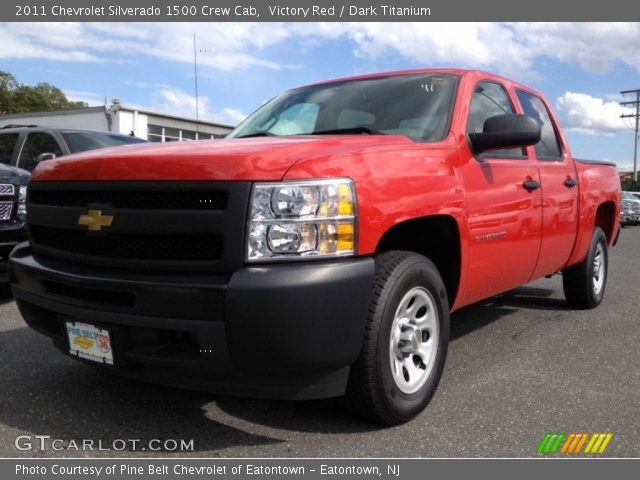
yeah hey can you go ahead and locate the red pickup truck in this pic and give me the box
[9,69,621,424]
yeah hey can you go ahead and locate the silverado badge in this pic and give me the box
[77,209,114,231]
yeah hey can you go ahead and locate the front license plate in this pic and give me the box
[65,321,114,365]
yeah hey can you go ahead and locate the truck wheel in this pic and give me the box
[562,227,608,309]
[345,251,449,425]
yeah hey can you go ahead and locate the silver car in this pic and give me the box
[621,193,640,225]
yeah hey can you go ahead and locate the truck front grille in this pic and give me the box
[29,189,228,210]
[0,184,15,196]
[0,201,12,221]
[27,181,251,273]
[30,225,223,262]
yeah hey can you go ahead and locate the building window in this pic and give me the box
[147,124,218,142]
[147,124,164,143]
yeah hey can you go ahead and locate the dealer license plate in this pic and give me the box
[65,321,114,365]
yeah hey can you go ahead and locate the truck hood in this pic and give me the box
[0,164,30,185]
[31,135,415,182]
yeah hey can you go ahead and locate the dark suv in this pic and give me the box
[0,125,147,172]
[0,164,29,282]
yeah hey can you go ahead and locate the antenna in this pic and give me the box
[621,89,640,191]
[193,33,200,138]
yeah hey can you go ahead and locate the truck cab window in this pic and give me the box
[467,82,524,158]
[0,133,20,165]
[516,90,563,160]
[18,132,63,171]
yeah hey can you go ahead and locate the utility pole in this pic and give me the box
[193,33,200,139]
[620,89,640,191]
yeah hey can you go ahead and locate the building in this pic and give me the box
[620,172,633,182]
[0,100,234,142]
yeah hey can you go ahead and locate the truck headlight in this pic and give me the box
[17,185,27,215]
[248,178,356,261]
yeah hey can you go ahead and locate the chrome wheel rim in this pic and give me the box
[592,243,605,295]
[389,286,439,394]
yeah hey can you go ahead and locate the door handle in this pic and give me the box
[523,179,540,191]
[564,178,577,188]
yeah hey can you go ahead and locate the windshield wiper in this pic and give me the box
[309,127,387,136]
[233,131,278,138]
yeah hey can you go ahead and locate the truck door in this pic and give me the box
[516,90,579,279]
[460,81,543,305]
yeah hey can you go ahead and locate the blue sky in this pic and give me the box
[1,22,639,170]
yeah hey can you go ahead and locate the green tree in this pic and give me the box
[0,71,87,115]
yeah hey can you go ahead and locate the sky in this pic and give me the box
[1,22,639,171]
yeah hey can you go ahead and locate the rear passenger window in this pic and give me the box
[467,82,524,158]
[0,133,19,165]
[516,90,562,160]
[18,132,63,171]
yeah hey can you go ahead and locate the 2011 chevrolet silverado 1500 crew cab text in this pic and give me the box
[9,69,621,424]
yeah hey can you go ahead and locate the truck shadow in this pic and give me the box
[0,327,289,456]
[0,327,378,458]
[0,284,14,305]
[450,285,565,340]
[0,284,565,455]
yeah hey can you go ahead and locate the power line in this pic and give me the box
[620,89,640,191]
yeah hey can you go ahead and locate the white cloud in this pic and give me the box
[122,80,173,89]
[215,108,246,125]
[556,91,635,135]
[150,87,245,125]
[61,84,245,126]
[0,23,299,70]
[152,88,205,119]
[512,23,640,74]
[63,89,106,106]
[0,24,103,62]
[289,22,640,80]
[2,22,640,77]
[617,163,637,172]
[338,23,533,79]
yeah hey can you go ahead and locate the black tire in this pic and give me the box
[345,251,449,425]
[0,283,12,299]
[562,227,608,309]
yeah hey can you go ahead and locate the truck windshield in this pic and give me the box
[229,73,458,142]
[62,132,147,154]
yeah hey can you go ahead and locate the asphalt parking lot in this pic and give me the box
[1,228,638,458]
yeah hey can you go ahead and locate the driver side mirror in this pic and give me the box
[36,152,57,163]
[469,114,541,154]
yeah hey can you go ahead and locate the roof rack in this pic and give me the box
[0,124,39,129]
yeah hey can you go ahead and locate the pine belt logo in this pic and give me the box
[537,432,613,455]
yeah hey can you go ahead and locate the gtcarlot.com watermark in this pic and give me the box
[14,435,194,452]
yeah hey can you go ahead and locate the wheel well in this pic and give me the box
[595,201,616,244]
[376,216,461,306]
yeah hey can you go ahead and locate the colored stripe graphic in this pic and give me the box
[560,433,575,453]
[563,433,588,454]
[537,433,552,454]
[537,433,565,454]
[585,433,614,454]
[574,433,589,453]
[539,433,613,455]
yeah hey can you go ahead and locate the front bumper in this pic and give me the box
[621,213,640,225]
[0,221,27,282]
[9,243,374,399]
